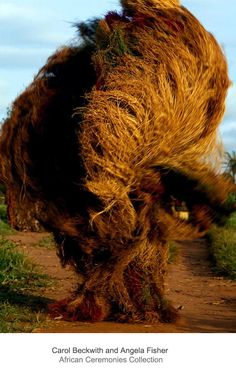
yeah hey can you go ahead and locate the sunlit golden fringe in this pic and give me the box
[157,210,205,240]
[121,0,180,12]
[72,3,233,321]
[80,7,230,241]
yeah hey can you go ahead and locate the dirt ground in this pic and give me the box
[8,232,236,333]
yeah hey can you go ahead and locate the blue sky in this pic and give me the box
[0,0,235,152]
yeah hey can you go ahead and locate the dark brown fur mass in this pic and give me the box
[0,0,234,322]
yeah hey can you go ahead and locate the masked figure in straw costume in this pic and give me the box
[0,0,235,322]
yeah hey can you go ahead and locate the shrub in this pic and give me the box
[0,204,8,222]
[208,226,236,280]
[224,212,236,229]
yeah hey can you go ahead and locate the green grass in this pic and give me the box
[0,238,49,289]
[207,213,236,280]
[0,220,15,236]
[35,235,55,249]
[224,192,236,213]
[0,197,54,332]
[0,302,47,333]
[0,237,53,332]
[224,212,236,229]
[0,203,7,222]
[168,242,179,264]
[0,204,15,236]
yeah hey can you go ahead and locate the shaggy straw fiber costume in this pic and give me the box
[0,0,235,322]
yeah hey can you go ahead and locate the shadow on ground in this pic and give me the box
[0,285,53,311]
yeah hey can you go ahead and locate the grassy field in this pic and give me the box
[208,212,236,280]
[0,203,52,332]
[0,204,15,236]
[0,237,53,332]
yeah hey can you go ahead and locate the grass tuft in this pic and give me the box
[224,211,236,229]
[0,203,8,222]
[0,238,49,289]
[35,235,55,249]
[0,198,54,332]
[168,242,179,264]
[0,220,15,236]
[0,204,15,235]
[207,213,236,280]
[0,237,53,332]
[0,302,47,333]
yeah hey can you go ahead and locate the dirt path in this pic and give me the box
[8,233,236,333]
